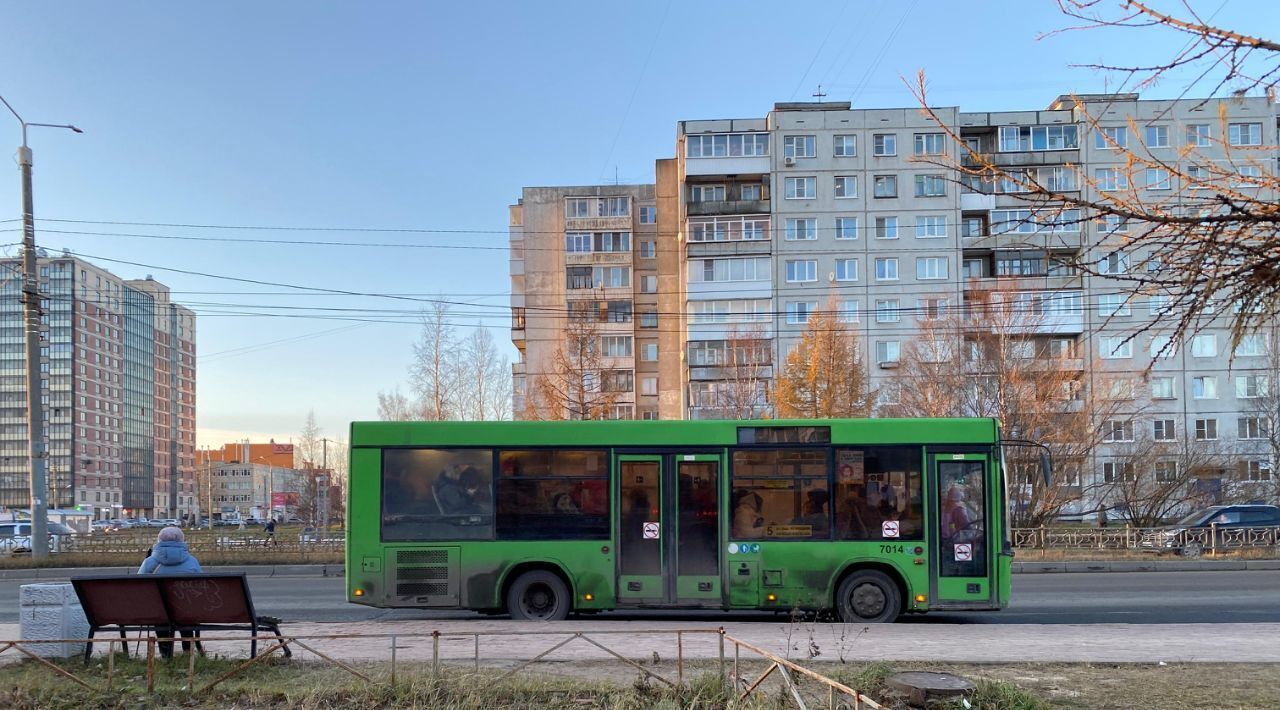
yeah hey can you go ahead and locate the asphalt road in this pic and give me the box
[5,570,1279,625]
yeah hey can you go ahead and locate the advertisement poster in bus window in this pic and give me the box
[837,450,864,483]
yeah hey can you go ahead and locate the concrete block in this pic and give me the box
[1245,559,1280,570]
[19,583,89,658]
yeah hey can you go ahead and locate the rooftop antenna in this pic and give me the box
[615,166,619,186]
[812,84,827,100]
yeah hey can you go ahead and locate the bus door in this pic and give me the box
[928,452,996,607]
[616,454,721,605]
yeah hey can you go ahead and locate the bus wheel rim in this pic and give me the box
[851,583,886,618]
[522,583,557,617]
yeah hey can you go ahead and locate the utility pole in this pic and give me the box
[1,94,80,559]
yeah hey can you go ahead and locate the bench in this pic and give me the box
[70,573,291,661]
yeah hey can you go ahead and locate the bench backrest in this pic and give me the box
[71,574,257,629]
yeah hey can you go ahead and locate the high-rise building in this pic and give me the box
[511,92,1278,508]
[0,254,196,520]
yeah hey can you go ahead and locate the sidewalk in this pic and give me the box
[4,619,1277,664]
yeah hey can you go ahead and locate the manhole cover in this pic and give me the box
[886,671,975,706]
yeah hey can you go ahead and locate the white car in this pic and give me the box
[0,522,76,554]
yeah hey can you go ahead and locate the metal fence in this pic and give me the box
[1012,525,1280,553]
[0,628,885,709]
[1,529,344,556]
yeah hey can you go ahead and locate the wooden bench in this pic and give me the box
[71,573,291,661]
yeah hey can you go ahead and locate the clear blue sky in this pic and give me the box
[0,1,1266,445]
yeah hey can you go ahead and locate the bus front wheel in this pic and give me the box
[506,570,571,621]
[835,570,901,623]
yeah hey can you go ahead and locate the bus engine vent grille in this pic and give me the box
[398,549,448,565]
[398,582,449,596]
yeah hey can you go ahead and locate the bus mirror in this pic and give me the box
[1040,450,1053,486]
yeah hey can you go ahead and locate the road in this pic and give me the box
[4,570,1278,625]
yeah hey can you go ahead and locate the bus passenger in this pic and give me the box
[793,490,829,534]
[732,490,764,538]
[838,486,879,539]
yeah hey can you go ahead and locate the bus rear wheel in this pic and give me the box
[506,570,570,621]
[835,570,901,623]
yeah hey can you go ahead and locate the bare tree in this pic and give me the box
[699,323,772,420]
[458,326,512,421]
[1093,431,1230,527]
[909,1,1280,349]
[884,286,1129,527]
[523,312,620,420]
[772,298,874,419]
[410,302,461,420]
[375,387,420,421]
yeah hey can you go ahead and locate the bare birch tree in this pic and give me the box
[772,298,874,419]
[410,302,461,420]
[523,312,619,420]
[458,326,512,421]
[908,1,1280,351]
[699,323,772,419]
[375,387,421,421]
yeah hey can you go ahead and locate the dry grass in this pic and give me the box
[3,654,1278,709]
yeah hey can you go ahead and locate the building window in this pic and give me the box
[914,174,946,197]
[834,258,858,282]
[874,216,898,239]
[1098,294,1131,317]
[914,215,947,238]
[875,340,901,364]
[1145,168,1171,190]
[998,124,1078,151]
[784,218,817,241]
[600,336,633,358]
[874,258,898,281]
[639,310,658,328]
[913,133,945,156]
[686,132,769,158]
[640,275,657,293]
[834,176,858,198]
[1235,375,1268,399]
[1098,252,1129,274]
[1153,419,1177,441]
[783,135,816,159]
[593,232,630,252]
[601,370,633,393]
[689,184,726,202]
[1144,125,1169,148]
[1153,461,1178,483]
[693,257,770,282]
[740,183,763,201]
[1185,123,1211,147]
[1239,417,1267,440]
[1151,376,1176,399]
[1234,334,1265,357]
[1099,336,1132,359]
[1102,420,1134,443]
[1194,418,1218,441]
[834,135,857,157]
[785,260,817,283]
[1192,376,1218,399]
[1094,168,1128,191]
[837,299,859,323]
[1103,461,1136,482]
[1095,126,1127,149]
[872,134,896,156]
[639,206,657,224]
[639,240,656,259]
[565,233,592,253]
[875,299,901,323]
[835,217,858,240]
[917,298,950,321]
[1228,122,1262,146]
[915,257,948,280]
[784,177,816,199]
[786,301,816,325]
[640,377,658,396]
[1240,460,1272,482]
[873,175,898,198]
[1190,334,1217,358]
[640,342,658,362]
[1233,165,1263,187]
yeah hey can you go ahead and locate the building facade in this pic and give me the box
[0,254,196,520]
[511,93,1279,507]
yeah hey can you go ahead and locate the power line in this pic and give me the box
[598,0,672,182]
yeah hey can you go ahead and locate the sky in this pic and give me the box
[0,0,1270,447]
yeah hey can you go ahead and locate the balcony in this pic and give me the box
[565,216,633,232]
[686,240,772,258]
[565,251,633,266]
[686,155,770,177]
[962,231,1084,252]
[989,150,1079,168]
[687,199,770,217]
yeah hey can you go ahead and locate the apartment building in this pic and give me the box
[511,93,1278,504]
[0,254,197,521]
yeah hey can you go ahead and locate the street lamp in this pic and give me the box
[1,93,81,560]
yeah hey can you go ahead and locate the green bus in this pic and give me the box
[346,418,1037,622]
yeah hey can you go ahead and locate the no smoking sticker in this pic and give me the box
[954,543,973,562]
[881,521,900,538]
[642,522,660,539]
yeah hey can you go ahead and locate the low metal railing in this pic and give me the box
[1,628,885,708]
[1012,524,1280,553]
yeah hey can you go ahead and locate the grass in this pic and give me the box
[4,654,1280,709]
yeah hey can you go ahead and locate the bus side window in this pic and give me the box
[730,448,829,540]
[496,450,610,540]
[381,448,494,542]
[833,447,923,541]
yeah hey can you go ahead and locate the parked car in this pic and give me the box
[1142,504,1280,556]
[90,519,117,534]
[0,522,77,554]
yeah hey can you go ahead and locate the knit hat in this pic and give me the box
[157,526,184,543]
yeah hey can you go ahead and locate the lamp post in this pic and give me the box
[1,94,81,559]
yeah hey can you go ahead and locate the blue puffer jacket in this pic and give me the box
[138,541,203,575]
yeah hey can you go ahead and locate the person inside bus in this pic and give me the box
[551,491,580,514]
[732,490,764,538]
[837,485,880,539]
[434,465,486,515]
[942,483,977,542]
[792,490,830,535]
